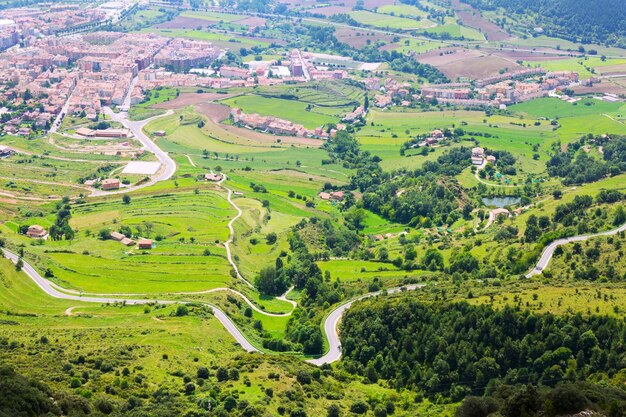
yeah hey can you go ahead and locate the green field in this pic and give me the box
[376,4,430,19]
[222,95,342,128]
[424,21,485,41]
[350,10,434,30]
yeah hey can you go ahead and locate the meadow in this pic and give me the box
[424,22,485,41]
[349,10,433,30]
[140,28,271,50]
[221,95,342,129]
[359,108,556,174]
[376,4,430,19]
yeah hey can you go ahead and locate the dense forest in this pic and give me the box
[340,298,626,407]
[547,135,626,185]
[460,0,626,47]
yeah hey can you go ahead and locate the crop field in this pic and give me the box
[523,57,626,79]
[359,109,557,173]
[376,4,429,19]
[145,110,299,154]
[180,10,246,23]
[335,27,395,48]
[424,18,485,41]
[139,28,271,50]
[385,38,446,54]
[254,81,366,108]
[4,189,236,294]
[350,10,433,30]
[504,36,626,58]
[221,95,343,129]
[510,97,626,119]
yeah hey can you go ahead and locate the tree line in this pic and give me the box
[340,297,626,404]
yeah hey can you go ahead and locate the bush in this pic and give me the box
[455,396,499,417]
[296,370,312,385]
[216,367,228,381]
[95,396,115,414]
[327,404,341,417]
[350,401,369,414]
[175,305,189,316]
[197,367,209,379]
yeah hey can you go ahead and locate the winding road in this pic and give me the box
[1,247,257,352]
[307,284,424,366]
[525,221,626,278]
[92,108,177,196]
[1,246,421,364]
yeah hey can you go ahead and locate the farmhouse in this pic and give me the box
[486,155,496,164]
[491,208,511,221]
[471,147,485,165]
[101,178,120,190]
[205,173,222,182]
[121,237,135,246]
[138,238,153,249]
[110,231,125,241]
[330,191,345,201]
[0,145,15,157]
[26,225,47,238]
[319,191,345,201]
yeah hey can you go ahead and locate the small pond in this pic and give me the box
[481,196,521,208]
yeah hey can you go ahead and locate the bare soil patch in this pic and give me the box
[336,27,394,48]
[153,93,237,110]
[439,55,523,80]
[493,50,573,62]
[451,0,510,41]
[195,102,232,122]
[417,48,523,79]
[154,16,216,29]
[235,16,267,28]
[572,79,626,96]
[416,48,483,66]
[596,64,626,76]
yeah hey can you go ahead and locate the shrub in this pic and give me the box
[197,367,209,379]
[350,401,368,414]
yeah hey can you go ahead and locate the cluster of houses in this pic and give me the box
[342,106,366,123]
[421,70,580,108]
[471,147,496,166]
[367,78,416,109]
[416,129,446,147]
[318,190,345,201]
[231,108,334,139]
[110,231,153,249]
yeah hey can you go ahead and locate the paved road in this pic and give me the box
[1,248,257,352]
[307,284,424,366]
[3,246,425,364]
[94,108,177,196]
[526,221,626,278]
